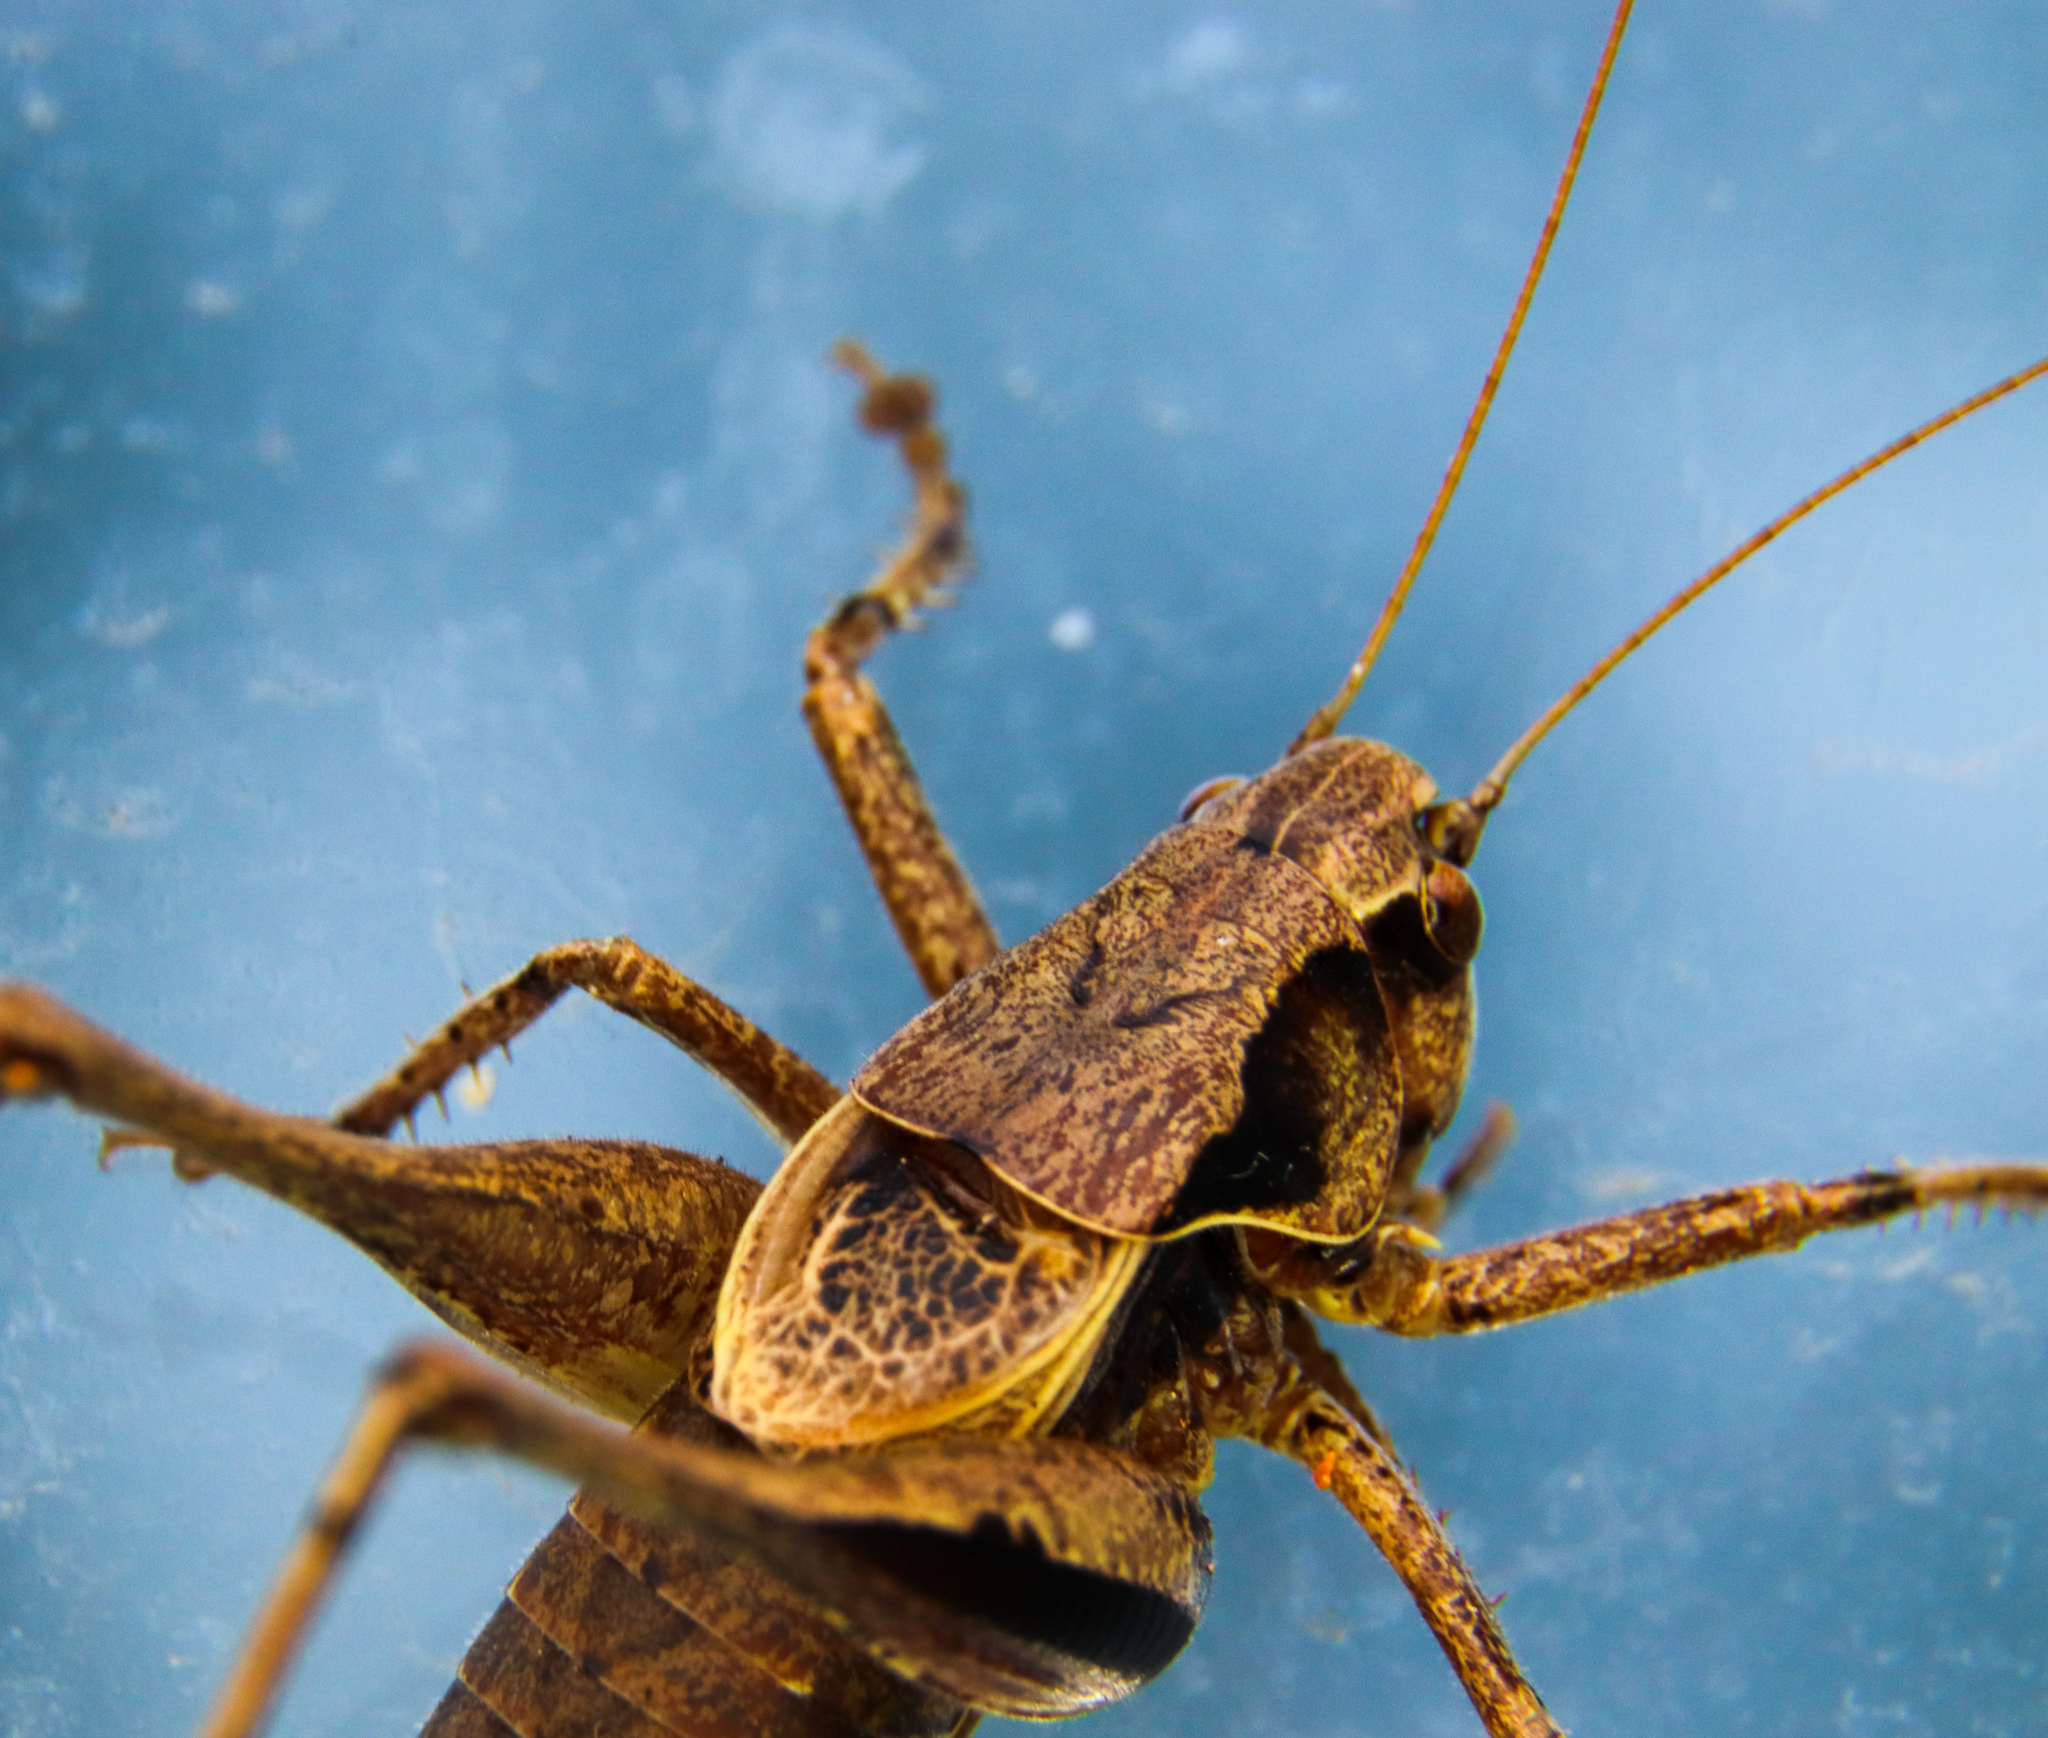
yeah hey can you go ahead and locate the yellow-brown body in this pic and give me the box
[1,17,2044,1732]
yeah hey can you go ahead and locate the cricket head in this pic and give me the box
[1187,736,1483,1171]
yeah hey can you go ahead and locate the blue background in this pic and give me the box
[3,3,2046,1735]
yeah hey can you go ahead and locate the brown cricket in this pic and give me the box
[2,4,2046,1737]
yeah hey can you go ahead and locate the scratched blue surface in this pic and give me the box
[2,4,2046,1736]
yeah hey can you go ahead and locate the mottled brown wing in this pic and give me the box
[852,823,1399,1240]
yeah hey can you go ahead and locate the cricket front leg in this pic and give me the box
[806,343,1000,999]
[0,983,758,1420]
[1259,1161,2048,1335]
[333,934,839,1148]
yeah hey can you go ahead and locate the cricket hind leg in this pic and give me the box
[0,982,758,1421]
[200,1340,1206,1738]
[333,935,839,1149]
[804,343,1001,1000]
[1260,1160,2048,1335]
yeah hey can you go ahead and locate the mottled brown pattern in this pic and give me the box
[713,1107,1135,1447]
[334,935,839,1150]
[855,823,1375,1237]
[11,957,2044,1738]
[318,1134,758,1422]
[713,1096,1151,1450]
[1203,737,1437,925]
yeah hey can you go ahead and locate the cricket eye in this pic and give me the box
[1422,859,1482,966]
[1178,775,1245,823]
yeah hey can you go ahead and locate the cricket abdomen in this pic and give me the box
[419,1389,973,1738]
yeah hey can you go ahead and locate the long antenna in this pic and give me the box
[1289,0,1635,758]
[1461,354,2048,821]
[1414,351,2048,869]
